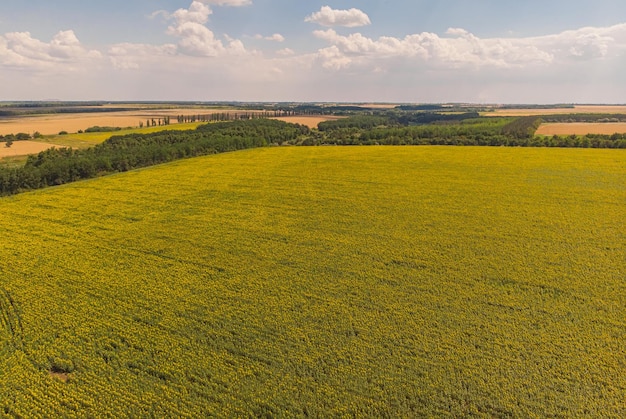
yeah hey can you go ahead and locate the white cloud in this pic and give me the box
[305,6,371,28]
[108,43,177,69]
[4,3,626,103]
[171,1,212,25]
[316,45,353,70]
[254,33,285,42]
[310,23,626,71]
[149,10,170,20]
[166,1,248,57]
[276,48,294,56]
[198,0,252,6]
[0,30,101,70]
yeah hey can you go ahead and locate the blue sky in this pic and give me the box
[1,1,626,102]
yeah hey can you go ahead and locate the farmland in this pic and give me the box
[0,141,63,158]
[536,122,626,135]
[0,146,624,416]
[0,101,282,137]
[270,115,344,128]
[0,108,253,137]
[485,105,626,116]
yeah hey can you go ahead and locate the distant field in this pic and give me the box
[0,108,261,136]
[485,105,626,116]
[0,122,208,158]
[52,122,208,146]
[536,122,626,135]
[271,115,344,128]
[0,147,624,417]
[0,141,62,157]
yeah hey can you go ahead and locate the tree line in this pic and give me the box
[0,119,309,196]
[2,114,625,197]
[310,114,626,147]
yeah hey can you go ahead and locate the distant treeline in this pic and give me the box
[84,126,124,133]
[395,105,449,111]
[541,113,626,122]
[0,107,138,117]
[496,104,576,109]
[2,113,626,197]
[308,114,626,147]
[316,112,480,131]
[0,119,309,196]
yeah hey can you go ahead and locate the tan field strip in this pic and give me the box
[352,103,399,109]
[271,115,345,128]
[0,108,266,136]
[536,123,626,135]
[0,141,62,158]
[487,105,626,116]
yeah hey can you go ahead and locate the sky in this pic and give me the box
[1,0,626,103]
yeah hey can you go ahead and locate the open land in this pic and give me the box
[536,122,626,135]
[1,146,624,417]
[0,107,265,136]
[486,105,626,116]
[270,115,344,128]
[0,122,209,161]
[0,141,63,158]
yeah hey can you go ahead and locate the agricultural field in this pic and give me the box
[0,146,625,416]
[47,122,210,148]
[270,115,345,128]
[485,105,626,116]
[536,122,626,136]
[0,107,265,136]
[0,110,176,136]
[0,141,63,158]
[0,122,210,164]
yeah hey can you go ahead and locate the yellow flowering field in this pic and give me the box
[0,146,624,417]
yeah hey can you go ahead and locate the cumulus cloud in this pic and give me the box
[254,33,285,42]
[276,48,294,56]
[108,43,177,69]
[171,1,212,25]
[198,0,252,6]
[0,30,101,70]
[305,6,371,28]
[166,1,248,57]
[311,23,626,71]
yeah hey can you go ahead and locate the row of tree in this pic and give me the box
[0,119,309,196]
[0,132,42,142]
[3,114,626,197]
[302,115,626,147]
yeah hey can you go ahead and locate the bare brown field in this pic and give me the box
[354,103,399,109]
[536,122,626,135]
[271,115,345,128]
[486,105,626,116]
[0,108,266,136]
[0,141,61,157]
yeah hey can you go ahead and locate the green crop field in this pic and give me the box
[0,146,624,417]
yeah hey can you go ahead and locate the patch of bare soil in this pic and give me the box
[487,105,626,117]
[271,115,345,129]
[536,122,626,135]
[0,141,62,157]
[49,371,70,382]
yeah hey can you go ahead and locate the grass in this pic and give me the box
[0,155,28,168]
[0,146,624,417]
